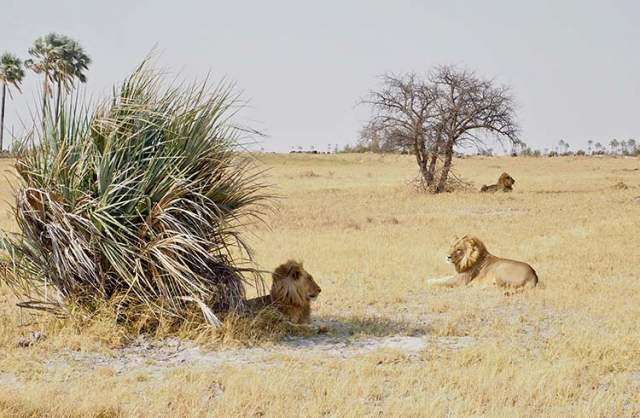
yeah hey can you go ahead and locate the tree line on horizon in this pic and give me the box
[349,122,639,158]
[344,137,640,157]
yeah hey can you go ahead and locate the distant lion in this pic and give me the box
[480,172,515,192]
[246,260,321,323]
[427,236,538,289]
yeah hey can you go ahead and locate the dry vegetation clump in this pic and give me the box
[408,170,474,193]
[299,170,321,178]
[612,180,629,190]
[206,307,318,347]
[0,61,271,326]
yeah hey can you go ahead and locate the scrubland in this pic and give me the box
[1,154,639,417]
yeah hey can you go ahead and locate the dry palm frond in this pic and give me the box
[0,60,271,324]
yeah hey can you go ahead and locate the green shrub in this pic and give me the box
[1,61,270,322]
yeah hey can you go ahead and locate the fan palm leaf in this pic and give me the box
[1,60,271,322]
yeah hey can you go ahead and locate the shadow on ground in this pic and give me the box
[315,315,429,338]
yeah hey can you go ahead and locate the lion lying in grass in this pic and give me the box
[427,236,538,289]
[246,260,321,324]
[480,172,515,192]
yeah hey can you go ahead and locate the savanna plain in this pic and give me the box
[1,153,639,417]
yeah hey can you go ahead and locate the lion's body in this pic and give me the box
[246,260,320,323]
[479,184,501,192]
[480,172,515,193]
[245,294,313,323]
[428,236,538,289]
[456,254,538,288]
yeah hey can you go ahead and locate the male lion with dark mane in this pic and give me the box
[246,260,321,323]
[427,236,538,289]
[480,172,515,192]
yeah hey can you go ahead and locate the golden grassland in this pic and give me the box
[1,154,640,417]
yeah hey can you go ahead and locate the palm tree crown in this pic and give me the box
[26,33,91,89]
[1,52,26,150]
[609,139,619,154]
[25,33,91,119]
[0,53,25,91]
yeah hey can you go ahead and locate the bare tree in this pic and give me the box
[362,67,520,193]
[362,73,440,184]
[428,66,520,191]
[358,120,413,153]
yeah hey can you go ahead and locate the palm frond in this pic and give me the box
[1,60,272,323]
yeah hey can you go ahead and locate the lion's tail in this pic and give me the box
[480,185,489,192]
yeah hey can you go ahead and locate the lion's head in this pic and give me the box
[498,172,515,189]
[447,236,488,273]
[271,260,321,307]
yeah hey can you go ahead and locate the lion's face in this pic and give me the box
[271,260,321,307]
[447,236,487,273]
[499,172,515,188]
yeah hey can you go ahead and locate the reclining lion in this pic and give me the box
[246,260,321,323]
[480,172,515,192]
[427,236,538,289]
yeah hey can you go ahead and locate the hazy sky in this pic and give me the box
[2,0,639,152]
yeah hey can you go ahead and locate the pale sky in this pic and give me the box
[1,0,639,152]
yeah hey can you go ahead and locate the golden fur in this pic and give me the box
[427,236,538,289]
[480,172,515,192]
[246,260,321,323]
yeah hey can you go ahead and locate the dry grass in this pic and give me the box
[2,154,640,416]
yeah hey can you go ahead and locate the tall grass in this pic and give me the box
[0,61,270,322]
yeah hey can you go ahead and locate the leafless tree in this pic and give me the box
[358,120,412,153]
[362,66,520,193]
[362,73,440,184]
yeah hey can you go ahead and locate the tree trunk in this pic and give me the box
[417,151,431,183]
[0,84,6,152]
[55,79,61,122]
[435,142,454,193]
[427,154,438,183]
[414,136,433,185]
[426,142,440,187]
[41,77,49,131]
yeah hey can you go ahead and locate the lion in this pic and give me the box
[427,236,538,289]
[480,172,515,192]
[246,260,321,323]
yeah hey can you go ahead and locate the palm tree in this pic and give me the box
[627,139,637,155]
[620,141,628,155]
[587,140,593,155]
[609,139,619,155]
[53,38,90,119]
[557,139,570,155]
[25,33,91,121]
[0,53,25,151]
[25,34,63,120]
